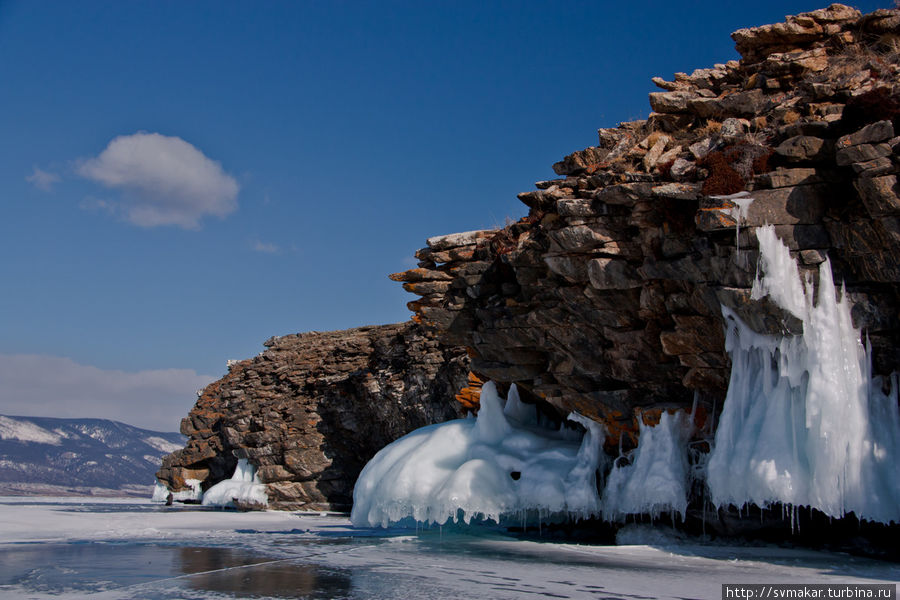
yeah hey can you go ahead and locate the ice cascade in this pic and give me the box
[350,382,606,528]
[707,225,900,524]
[201,458,269,509]
[602,410,693,521]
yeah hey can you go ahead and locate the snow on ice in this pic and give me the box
[2,496,896,600]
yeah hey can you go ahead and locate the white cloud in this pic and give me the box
[252,240,279,254]
[26,166,60,191]
[77,132,239,229]
[0,354,216,432]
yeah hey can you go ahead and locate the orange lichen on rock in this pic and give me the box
[455,372,484,412]
[595,405,710,451]
[637,405,707,431]
[599,408,639,449]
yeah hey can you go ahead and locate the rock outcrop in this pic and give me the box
[159,5,900,516]
[156,322,468,510]
[391,4,900,449]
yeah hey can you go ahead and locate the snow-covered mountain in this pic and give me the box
[0,415,184,496]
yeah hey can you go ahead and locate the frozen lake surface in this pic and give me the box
[0,497,896,599]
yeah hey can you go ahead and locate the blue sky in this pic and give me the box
[0,1,887,430]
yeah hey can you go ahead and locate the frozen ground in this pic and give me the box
[0,497,896,599]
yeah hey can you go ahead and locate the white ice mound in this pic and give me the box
[350,382,606,528]
[602,410,693,521]
[201,458,269,509]
[151,478,203,503]
[708,225,900,524]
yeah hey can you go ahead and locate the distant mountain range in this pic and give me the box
[0,415,184,497]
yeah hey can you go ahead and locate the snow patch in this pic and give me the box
[0,416,62,445]
[143,436,183,454]
[708,225,900,524]
[53,428,75,439]
[351,382,605,528]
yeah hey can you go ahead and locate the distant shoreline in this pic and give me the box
[0,483,152,498]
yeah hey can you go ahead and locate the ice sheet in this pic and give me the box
[1,497,896,600]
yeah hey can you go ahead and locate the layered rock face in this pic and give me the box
[392,5,900,448]
[160,5,900,513]
[156,323,468,510]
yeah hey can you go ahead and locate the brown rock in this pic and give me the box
[774,136,832,162]
[854,175,900,217]
[836,143,893,166]
[649,91,696,114]
[837,120,894,148]
[157,322,468,510]
[587,258,642,290]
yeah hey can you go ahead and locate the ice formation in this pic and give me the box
[602,410,693,521]
[707,225,900,524]
[151,478,203,503]
[713,191,754,227]
[712,191,755,252]
[350,382,606,528]
[351,226,899,528]
[200,459,269,508]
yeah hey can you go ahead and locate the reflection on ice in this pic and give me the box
[0,542,350,599]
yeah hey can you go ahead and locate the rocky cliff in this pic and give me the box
[156,322,467,510]
[392,4,900,449]
[159,4,900,513]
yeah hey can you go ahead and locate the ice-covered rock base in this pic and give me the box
[151,478,202,503]
[201,458,269,509]
[352,226,900,530]
[351,382,606,528]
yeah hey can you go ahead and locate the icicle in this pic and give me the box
[601,411,692,521]
[713,191,754,261]
[708,225,900,525]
